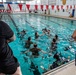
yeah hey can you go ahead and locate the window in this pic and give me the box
[0,0,2,2]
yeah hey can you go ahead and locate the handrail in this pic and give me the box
[43,59,75,75]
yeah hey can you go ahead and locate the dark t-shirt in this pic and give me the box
[30,47,41,56]
[0,21,19,74]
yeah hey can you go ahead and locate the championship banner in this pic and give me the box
[51,5,54,10]
[61,5,63,9]
[35,5,38,10]
[8,4,12,11]
[46,5,48,10]
[10,4,13,11]
[41,5,43,10]
[70,5,72,9]
[66,5,69,9]
[26,4,30,10]
[18,4,22,11]
[57,5,59,10]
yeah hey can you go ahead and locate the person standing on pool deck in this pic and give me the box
[0,21,22,75]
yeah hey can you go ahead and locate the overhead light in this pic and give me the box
[17,1,20,3]
[12,1,15,4]
[21,1,24,3]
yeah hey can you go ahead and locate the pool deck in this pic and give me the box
[44,60,76,75]
[35,13,76,21]
[24,12,76,21]
[7,12,76,21]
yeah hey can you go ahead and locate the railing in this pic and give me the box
[43,59,75,75]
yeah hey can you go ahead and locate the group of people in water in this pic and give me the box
[17,27,76,73]
[18,28,76,58]
[17,27,54,57]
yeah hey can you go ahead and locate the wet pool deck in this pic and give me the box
[43,60,76,75]
[38,13,76,21]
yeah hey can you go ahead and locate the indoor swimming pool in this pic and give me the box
[1,14,76,75]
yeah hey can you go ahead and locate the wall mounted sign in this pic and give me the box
[62,0,66,5]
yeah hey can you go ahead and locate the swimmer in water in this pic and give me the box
[24,44,47,57]
[53,52,60,61]
[42,28,51,37]
[42,28,48,34]
[17,29,26,39]
[24,37,33,49]
[54,35,58,41]
[35,32,39,39]
[51,38,57,52]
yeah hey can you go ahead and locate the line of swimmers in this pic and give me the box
[17,27,51,40]
[17,29,76,41]
[19,29,76,73]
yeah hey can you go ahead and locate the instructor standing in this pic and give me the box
[0,21,22,75]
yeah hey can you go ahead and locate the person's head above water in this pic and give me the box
[44,27,47,30]
[35,32,38,35]
[52,38,56,42]
[34,44,37,48]
[55,35,58,39]
[28,37,31,41]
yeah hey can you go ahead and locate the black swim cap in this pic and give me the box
[34,44,37,47]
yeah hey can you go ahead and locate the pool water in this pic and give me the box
[2,14,76,75]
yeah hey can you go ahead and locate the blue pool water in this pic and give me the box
[2,14,76,75]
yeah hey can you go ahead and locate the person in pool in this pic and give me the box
[42,28,48,34]
[51,38,57,52]
[42,28,51,37]
[35,32,39,39]
[53,52,60,61]
[54,35,58,41]
[47,30,51,37]
[17,29,26,39]
[24,44,47,57]
[24,37,33,49]
[30,44,41,57]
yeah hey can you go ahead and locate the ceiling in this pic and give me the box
[2,0,34,2]
[0,0,33,2]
